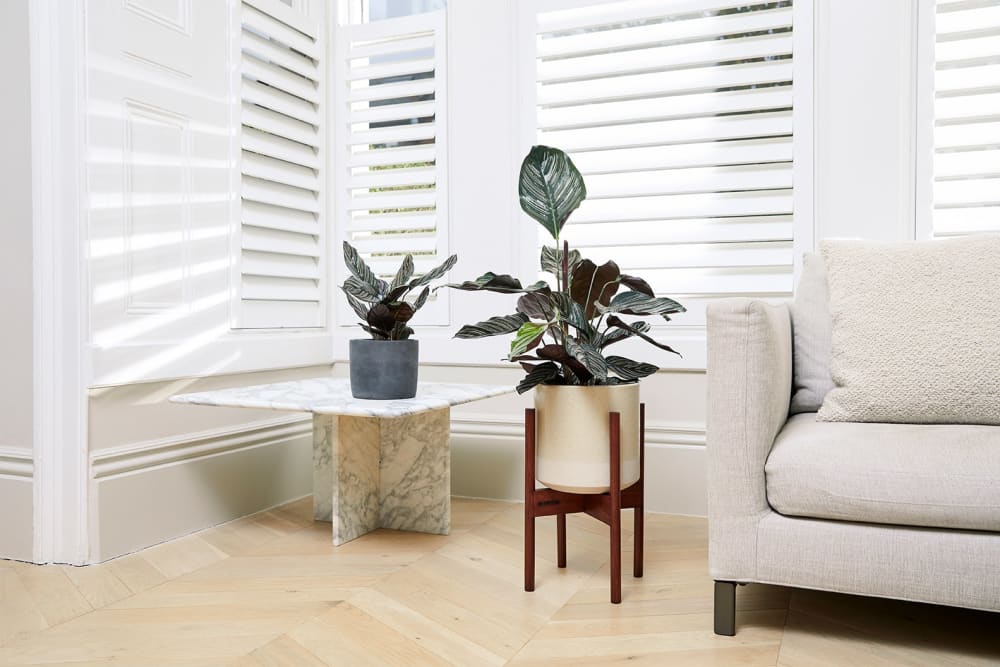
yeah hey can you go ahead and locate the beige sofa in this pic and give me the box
[705,260,1000,635]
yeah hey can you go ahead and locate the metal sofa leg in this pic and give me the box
[714,581,737,636]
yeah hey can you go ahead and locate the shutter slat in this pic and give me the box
[350,234,438,254]
[935,92,1000,122]
[561,216,794,247]
[242,249,320,280]
[538,6,794,59]
[242,226,321,258]
[348,78,437,103]
[935,63,1000,95]
[242,103,320,147]
[243,57,319,104]
[934,148,1000,179]
[243,79,319,126]
[570,138,794,174]
[934,120,1000,149]
[242,151,318,191]
[539,33,794,83]
[935,33,1000,64]
[242,3,318,58]
[241,274,320,302]
[933,206,1000,236]
[539,0,753,34]
[540,111,792,152]
[540,87,793,130]
[635,266,793,296]
[349,121,437,146]
[349,34,435,59]
[350,100,436,125]
[585,163,793,198]
[243,200,319,235]
[934,177,1000,206]
[347,144,436,168]
[577,241,793,270]
[936,5,1000,35]
[347,190,437,211]
[571,190,794,223]
[347,212,437,233]
[539,61,794,107]
[348,57,436,82]
[242,30,318,81]
[349,166,436,189]
[243,175,319,213]
[242,126,319,169]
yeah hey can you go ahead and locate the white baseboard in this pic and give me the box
[449,414,707,516]
[0,447,34,561]
[91,417,313,562]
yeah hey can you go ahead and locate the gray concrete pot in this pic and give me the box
[349,339,419,400]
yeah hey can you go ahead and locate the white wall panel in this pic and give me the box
[0,0,35,562]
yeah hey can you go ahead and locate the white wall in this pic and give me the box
[0,0,35,561]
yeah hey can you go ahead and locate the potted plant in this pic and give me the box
[341,241,457,399]
[444,145,685,493]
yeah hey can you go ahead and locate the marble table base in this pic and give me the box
[312,407,451,546]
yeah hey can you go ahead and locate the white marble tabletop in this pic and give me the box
[170,378,512,418]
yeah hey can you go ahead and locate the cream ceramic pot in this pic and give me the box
[534,382,640,494]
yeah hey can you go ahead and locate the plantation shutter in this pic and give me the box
[928,0,1000,237]
[529,0,797,325]
[237,0,325,329]
[334,10,451,325]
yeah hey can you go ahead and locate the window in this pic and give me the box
[920,0,1000,238]
[524,0,805,329]
[334,9,451,326]
[237,0,326,329]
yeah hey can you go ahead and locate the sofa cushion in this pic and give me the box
[789,252,834,414]
[818,235,1000,425]
[765,413,1000,532]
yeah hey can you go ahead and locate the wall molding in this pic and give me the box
[0,448,34,479]
[91,415,311,479]
[449,413,706,447]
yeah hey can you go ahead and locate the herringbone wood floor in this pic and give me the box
[1,497,997,666]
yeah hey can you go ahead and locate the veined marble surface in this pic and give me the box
[170,378,512,418]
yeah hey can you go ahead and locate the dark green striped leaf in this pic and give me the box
[518,145,587,241]
[606,355,658,381]
[454,313,529,339]
[565,339,607,381]
[516,362,561,394]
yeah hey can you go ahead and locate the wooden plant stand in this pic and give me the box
[523,404,645,604]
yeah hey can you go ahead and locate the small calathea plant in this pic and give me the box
[341,241,457,340]
[445,145,685,393]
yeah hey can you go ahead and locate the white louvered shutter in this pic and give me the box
[528,0,797,326]
[928,0,1000,237]
[334,11,451,325]
[237,0,325,329]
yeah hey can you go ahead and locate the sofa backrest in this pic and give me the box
[789,253,834,414]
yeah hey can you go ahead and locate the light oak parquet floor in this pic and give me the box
[1,497,997,666]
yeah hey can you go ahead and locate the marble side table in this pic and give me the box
[171,379,511,545]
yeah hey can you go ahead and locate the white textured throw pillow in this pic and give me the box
[789,253,835,414]
[818,236,1000,425]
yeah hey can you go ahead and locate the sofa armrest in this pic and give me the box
[706,298,792,581]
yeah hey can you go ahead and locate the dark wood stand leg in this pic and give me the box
[524,404,646,604]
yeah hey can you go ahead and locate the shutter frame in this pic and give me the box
[524,0,800,329]
[334,10,451,328]
[236,0,326,330]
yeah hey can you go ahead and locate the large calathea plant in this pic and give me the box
[444,145,685,393]
[341,241,457,340]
